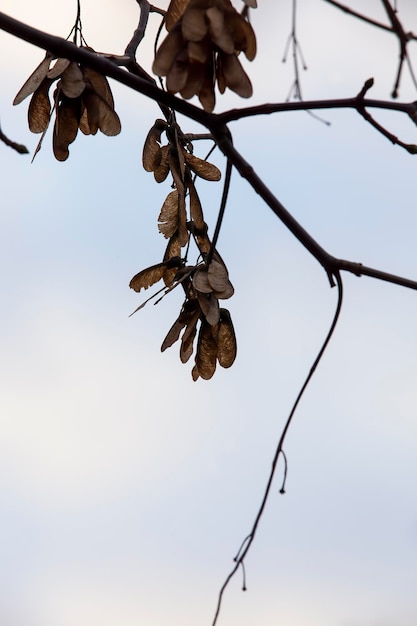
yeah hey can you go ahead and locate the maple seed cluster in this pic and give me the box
[13,50,121,161]
[129,118,237,380]
[153,0,257,112]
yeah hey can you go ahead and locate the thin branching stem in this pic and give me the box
[211,272,344,625]
[125,0,151,57]
[1,15,417,291]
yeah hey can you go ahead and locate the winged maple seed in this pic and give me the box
[134,115,236,379]
[13,49,121,161]
[153,0,257,111]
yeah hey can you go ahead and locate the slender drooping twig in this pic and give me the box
[211,271,344,626]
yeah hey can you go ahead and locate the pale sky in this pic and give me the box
[1,2,417,626]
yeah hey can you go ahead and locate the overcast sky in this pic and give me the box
[1,2,417,626]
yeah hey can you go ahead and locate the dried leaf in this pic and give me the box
[195,319,217,380]
[158,190,179,238]
[184,152,221,181]
[28,79,52,133]
[59,62,85,98]
[53,96,80,161]
[217,308,237,368]
[13,53,53,105]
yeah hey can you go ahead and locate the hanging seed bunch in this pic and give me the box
[153,0,257,112]
[129,118,237,380]
[13,49,121,161]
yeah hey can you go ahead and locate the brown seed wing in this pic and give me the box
[129,263,167,292]
[197,291,220,326]
[163,234,182,286]
[184,152,221,181]
[217,308,237,368]
[193,268,211,293]
[59,62,85,98]
[13,52,53,105]
[82,66,115,108]
[47,58,71,79]
[195,319,218,380]
[161,316,186,352]
[142,121,166,172]
[208,259,234,299]
[153,145,170,183]
[158,190,179,238]
[53,96,80,161]
[97,98,121,136]
[182,7,208,41]
[217,53,253,98]
[153,25,185,76]
[188,180,205,229]
[28,79,52,133]
[165,0,192,31]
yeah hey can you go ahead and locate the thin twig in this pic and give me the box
[211,272,344,625]
[125,0,151,57]
[2,14,417,293]
[322,0,393,32]
[0,123,29,154]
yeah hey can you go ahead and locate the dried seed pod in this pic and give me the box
[13,52,53,105]
[47,58,71,80]
[217,308,237,368]
[28,79,53,133]
[158,190,180,238]
[142,120,168,172]
[184,152,221,181]
[217,52,253,98]
[208,259,234,299]
[129,258,182,293]
[195,319,218,380]
[59,62,85,98]
[53,96,81,161]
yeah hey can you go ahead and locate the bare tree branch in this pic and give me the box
[0,120,29,154]
[1,13,417,292]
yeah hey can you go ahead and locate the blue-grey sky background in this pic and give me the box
[1,1,417,625]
